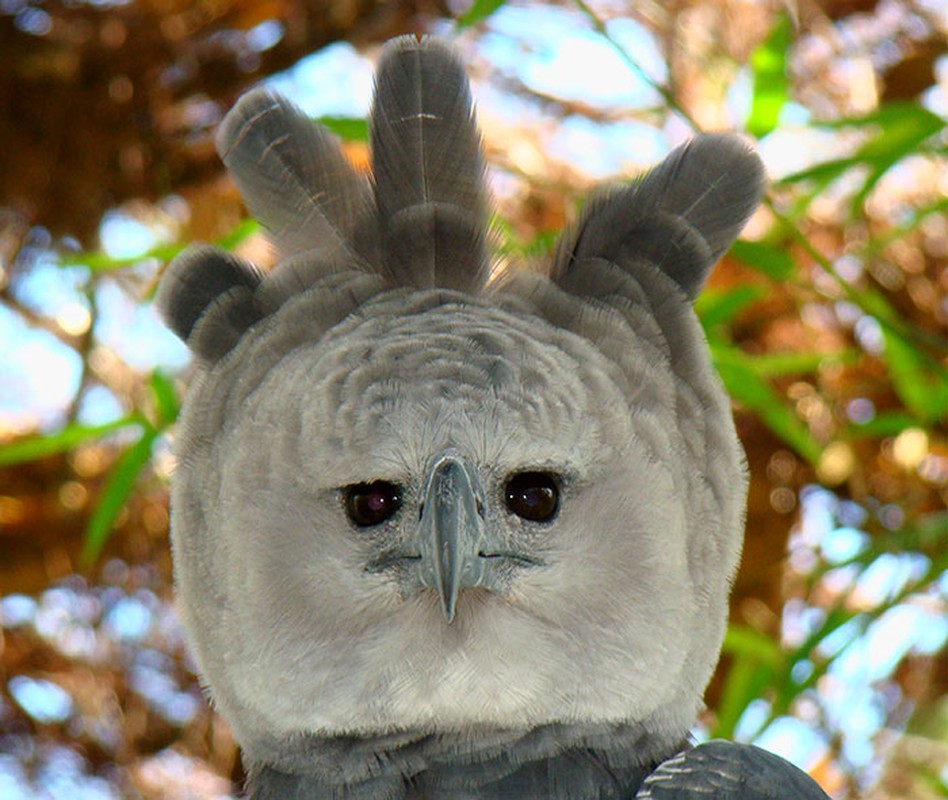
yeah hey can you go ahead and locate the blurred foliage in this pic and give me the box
[1,0,946,798]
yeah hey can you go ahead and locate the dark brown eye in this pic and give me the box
[345,481,402,527]
[504,472,559,522]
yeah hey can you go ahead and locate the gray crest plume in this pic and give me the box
[370,37,489,290]
[156,33,828,800]
[216,89,374,263]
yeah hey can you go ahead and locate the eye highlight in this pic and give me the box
[504,472,559,522]
[344,481,402,527]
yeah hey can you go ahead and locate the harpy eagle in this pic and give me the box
[157,35,832,800]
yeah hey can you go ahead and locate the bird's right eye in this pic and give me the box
[344,481,402,527]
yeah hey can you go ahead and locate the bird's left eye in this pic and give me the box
[504,472,559,522]
[344,481,402,527]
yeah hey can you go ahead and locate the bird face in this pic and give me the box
[158,35,764,777]
[172,288,722,748]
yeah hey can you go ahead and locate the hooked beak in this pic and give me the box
[366,451,542,623]
[417,452,492,623]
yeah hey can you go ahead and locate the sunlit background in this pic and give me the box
[0,1,945,798]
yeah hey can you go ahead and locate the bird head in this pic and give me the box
[157,35,765,771]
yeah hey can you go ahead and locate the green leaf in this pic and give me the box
[215,218,259,250]
[148,370,180,428]
[696,285,765,329]
[883,329,948,424]
[315,116,368,142]
[849,106,946,213]
[721,625,784,665]
[747,14,792,137]
[778,155,862,187]
[777,103,945,211]
[828,511,947,564]
[714,625,783,738]
[814,103,944,135]
[81,426,158,566]
[457,0,507,29]
[729,240,797,280]
[713,344,823,463]
[68,242,184,273]
[742,349,859,376]
[899,511,948,556]
[0,416,145,467]
[862,197,948,254]
[846,410,919,438]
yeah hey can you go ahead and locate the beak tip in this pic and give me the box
[441,593,458,624]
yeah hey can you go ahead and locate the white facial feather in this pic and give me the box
[170,283,744,763]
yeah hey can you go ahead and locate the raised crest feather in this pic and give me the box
[370,35,491,292]
[215,88,375,263]
[552,134,766,301]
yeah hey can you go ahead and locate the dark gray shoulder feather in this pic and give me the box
[637,740,831,799]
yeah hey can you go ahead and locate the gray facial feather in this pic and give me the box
[153,34,795,800]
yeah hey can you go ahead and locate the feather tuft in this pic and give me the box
[552,134,766,301]
[370,36,490,292]
[216,88,377,263]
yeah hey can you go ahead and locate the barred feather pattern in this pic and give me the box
[216,88,376,262]
[636,740,832,799]
[552,134,766,300]
[370,36,490,292]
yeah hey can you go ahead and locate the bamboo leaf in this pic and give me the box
[64,217,260,275]
[80,427,158,566]
[777,103,944,206]
[315,116,368,142]
[883,329,948,424]
[0,417,145,467]
[697,285,765,330]
[215,218,259,251]
[777,156,862,188]
[148,370,180,428]
[846,411,920,438]
[457,0,507,29]
[747,14,791,137]
[741,349,860,376]
[721,625,784,665]
[729,240,797,280]
[812,103,942,132]
[713,345,823,463]
[714,625,783,739]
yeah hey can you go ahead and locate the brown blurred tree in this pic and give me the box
[0,0,447,244]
